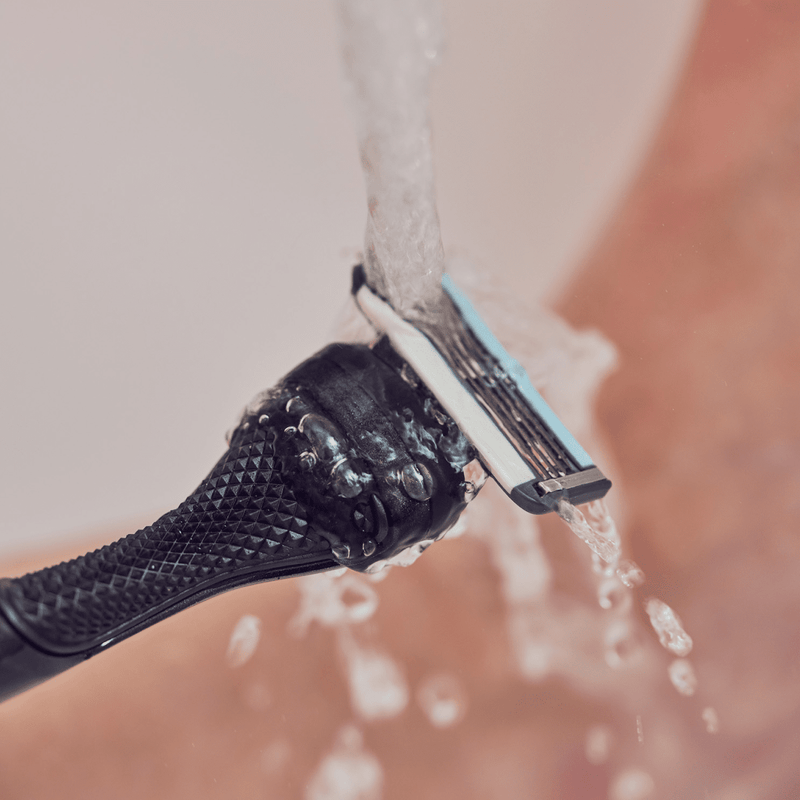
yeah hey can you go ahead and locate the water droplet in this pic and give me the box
[604,620,640,669]
[288,572,379,634]
[636,714,644,743]
[258,413,270,426]
[598,577,631,611]
[305,724,383,800]
[592,552,615,576]
[609,767,655,800]
[515,638,553,681]
[331,459,366,498]
[299,413,347,463]
[585,724,613,765]
[400,362,419,387]
[644,597,693,656]
[385,540,433,567]
[360,560,387,578]
[616,559,645,588]
[343,640,409,721]
[352,506,371,534]
[284,425,298,436]
[463,458,488,491]
[400,462,434,501]
[417,673,467,728]
[226,614,261,668]
[424,398,448,426]
[339,579,378,622]
[362,538,377,557]
[668,658,698,696]
[385,469,401,487]
[332,543,352,561]
[286,396,310,415]
[702,706,719,734]
[300,451,317,469]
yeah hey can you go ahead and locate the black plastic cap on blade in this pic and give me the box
[510,467,612,514]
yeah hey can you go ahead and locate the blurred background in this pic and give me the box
[0,0,699,557]
[4,1,800,798]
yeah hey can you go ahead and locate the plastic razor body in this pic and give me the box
[352,266,611,514]
[0,341,473,702]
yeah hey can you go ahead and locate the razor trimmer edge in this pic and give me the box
[352,266,611,514]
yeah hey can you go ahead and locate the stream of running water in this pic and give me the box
[336,0,446,321]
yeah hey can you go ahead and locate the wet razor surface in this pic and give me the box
[0,340,475,701]
[2,2,800,798]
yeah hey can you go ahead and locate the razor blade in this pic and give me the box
[352,267,611,514]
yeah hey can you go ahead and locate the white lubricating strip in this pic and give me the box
[355,285,535,493]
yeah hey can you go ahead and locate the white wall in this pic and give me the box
[0,0,702,558]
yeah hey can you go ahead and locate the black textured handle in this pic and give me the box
[0,341,474,702]
[0,409,337,700]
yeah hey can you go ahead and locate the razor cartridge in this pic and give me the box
[352,266,611,514]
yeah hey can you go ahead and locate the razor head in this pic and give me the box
[352,266,611,514]
[254,340,474,571]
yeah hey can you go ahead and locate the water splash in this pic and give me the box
[668,658,698,696]
[289,571,379,636]
[702,706,720,734]
[362,538,437,577]
[616,559,645,589]
[585,724,613,765]
[340,633,409,722]
[384,539,435,568]
[309,1,713,796]
[486,505,551,606]
[416,673,467,728]
[226,614,261,668]
[644,598,693,657]
[609,768,655,800]
[604,620,642,670]
[508,612,556,681]
[557,498,621,565]
[289,567,409,722]
[598,576,633,612]
[305,725,383,800]
[465,484,556,681]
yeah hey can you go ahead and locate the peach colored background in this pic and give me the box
[5,1,799,799]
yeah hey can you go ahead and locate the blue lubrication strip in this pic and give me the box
[441,274,594,469]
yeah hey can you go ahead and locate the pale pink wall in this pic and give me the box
[0,0,701,556]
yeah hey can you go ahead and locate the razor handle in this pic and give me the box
[0,342,473,702]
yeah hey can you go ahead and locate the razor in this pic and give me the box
[353,266,611,514]
[0,268,609,702]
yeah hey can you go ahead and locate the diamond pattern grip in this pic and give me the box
[1,420,334,655]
